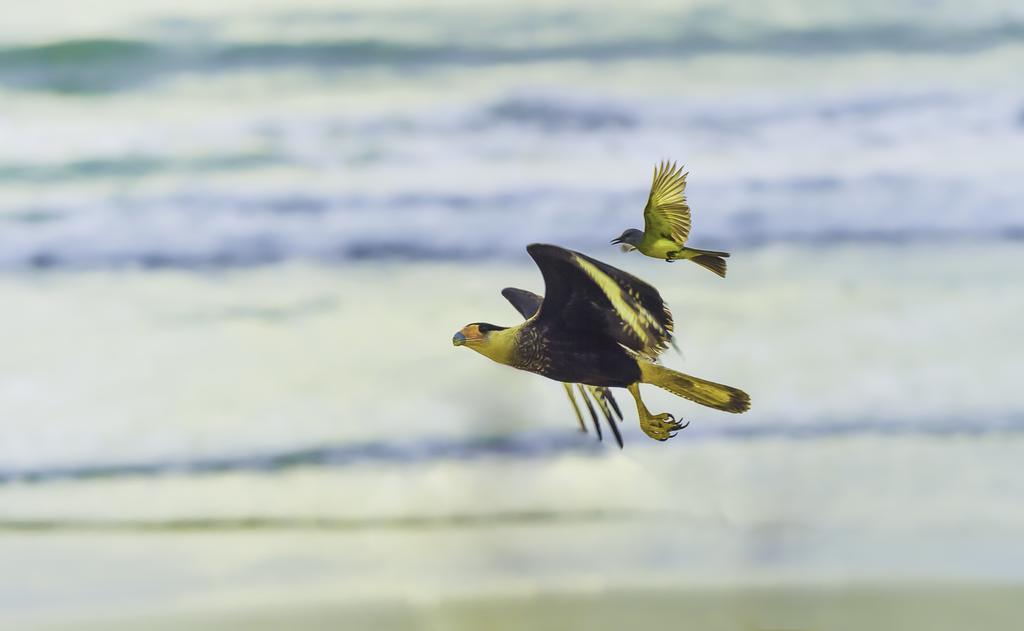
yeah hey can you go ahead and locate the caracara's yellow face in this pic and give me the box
[452,322,516,365]
[452,323,488,348]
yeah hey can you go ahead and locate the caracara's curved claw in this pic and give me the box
[639,411,688,442]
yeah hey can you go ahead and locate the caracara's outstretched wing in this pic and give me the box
[643,161,691,244]
[526,244,674,360]
[502,286,625,448]
[501,287,544,320]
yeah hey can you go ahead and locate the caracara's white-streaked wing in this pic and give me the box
[570,254,672,359]
[527,244,674,361]
[643,160,691,244]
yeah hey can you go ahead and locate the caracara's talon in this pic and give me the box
[635,408,689,441]
[638,410,682,441]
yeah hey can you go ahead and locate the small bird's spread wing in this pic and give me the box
[643,160,691,245]
[527,244,674,360]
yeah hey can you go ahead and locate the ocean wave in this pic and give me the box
[9,230,1021,270]
[0,90,983,170]
[2,19,1024,92]
[4,415,1022,486]
[0,509,648,532]
[0,153,282,183]
[1,431,602,485]
[472,91,960,132]
[485,97,637,131]
[0,175,1019,269]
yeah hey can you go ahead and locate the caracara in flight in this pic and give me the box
[502,287,626,447]
[611,161,730,277]
[453,244,750,442]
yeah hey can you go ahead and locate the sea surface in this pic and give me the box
[1,0,1022,626]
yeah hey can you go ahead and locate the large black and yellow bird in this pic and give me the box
[502,286,626,447]
[452,244,750,441]
[611,161,730,277]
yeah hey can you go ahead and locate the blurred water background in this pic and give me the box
[1,0,1023,628]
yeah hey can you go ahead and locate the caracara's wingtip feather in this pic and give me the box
[562,383,588,433]
[591,387,624,448]
[577,384,603,441]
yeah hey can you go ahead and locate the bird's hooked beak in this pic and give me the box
[452,331,467,346]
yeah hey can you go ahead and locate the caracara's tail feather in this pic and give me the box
[639,361,750,413]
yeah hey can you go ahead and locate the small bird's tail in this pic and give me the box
[685,247,729,278]
[639,361,750,413]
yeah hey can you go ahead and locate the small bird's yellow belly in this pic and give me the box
[639,237,681,258]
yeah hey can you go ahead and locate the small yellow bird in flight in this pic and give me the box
[611,161,730,277]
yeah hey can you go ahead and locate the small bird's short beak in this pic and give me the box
[452,332,467,346]
[610,237,622,245]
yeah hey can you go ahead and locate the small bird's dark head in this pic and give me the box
[452,322,507,347]
[611,228,644,251]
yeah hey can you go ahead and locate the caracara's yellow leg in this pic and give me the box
[626,383,688,441]
[562,383,587,433]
